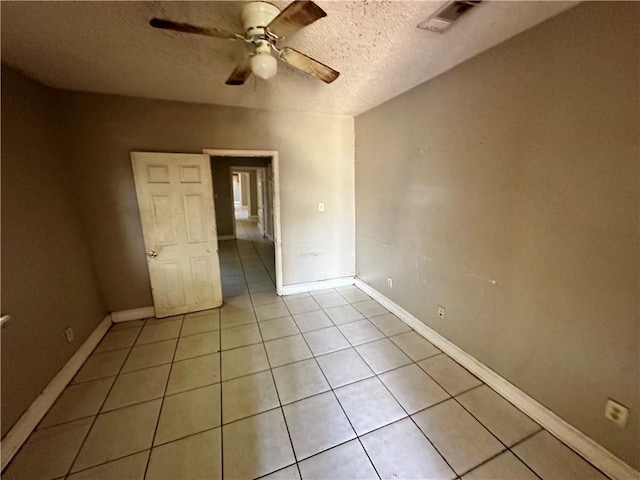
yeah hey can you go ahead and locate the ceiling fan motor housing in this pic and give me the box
[241,2,281,38]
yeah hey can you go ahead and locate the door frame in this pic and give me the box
[204,149,283,296]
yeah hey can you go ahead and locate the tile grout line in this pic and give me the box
[239,219,304,480]
[219,311,224,480]
[339,328,460,478]
[72,287,574,478]
[62,318,148,478]
[142,314,186,479]
[49,314,471,450]
[22,225,603,480]
[344,321,545,478]
[279,292,384,480]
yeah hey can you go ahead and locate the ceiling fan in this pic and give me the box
[150,1,339,86]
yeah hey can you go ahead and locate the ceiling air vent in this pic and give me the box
[417,1,482,33]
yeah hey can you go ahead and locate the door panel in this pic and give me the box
[183,194,207,243]
[132,152,223,317]
[152,195,177,245]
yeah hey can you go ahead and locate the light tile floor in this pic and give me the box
[4,220,609,480]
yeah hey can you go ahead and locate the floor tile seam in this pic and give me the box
[63,321,147,477]
[257,312,298,323]
[292,326,383,480]
[73,343,133,368]
[379,350,546,476]
[306,344,353,358]
[69,372,120,388]
[408,356,520,456]
[120,359,176,375]
[292,321,340,336]
[255,462,299,480]
[132,334,185,348]
[324,313,372,327]
[222,351,390,403]
[143,315,187,479]
[219,238,247,477]
[63,447,153,479]
[385,328,441,347]
[299,322,348,336]
[179,326,222,338]
[284,307,323,317]
[452,381,546,434]
[219,318,258,330]
[154,348,220,368]
[149,423,223,451]
[107,319,149,332]
[336,324,408,350]
[507,428,608,479]
[453,447,511,478]
[219,316,225,480]
[164,314,598,480]
[267,420,440,479]
[222,335,439,388]
[255,307,304,480]
[95,361,174,390]
[277,350,372,386]
[344,338,459,478]
[413,352,483,395]
[137,316,183,330]
[503,429,547,480]
[99,387,170,415]
[35,412,99,434]
[122,337,180,358]
[89,377,223,417]
[238,226,273,277]
[260,331,304,344]
[229,232,300,480]
[93,339,142,354]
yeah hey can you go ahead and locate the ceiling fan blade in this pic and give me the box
[226,56,253,86]
[280,47,339,84]
[267,1,326,39]
[150,18,239,40]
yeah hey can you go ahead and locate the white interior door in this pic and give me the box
[131,152,222,317]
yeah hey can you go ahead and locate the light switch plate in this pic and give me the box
[318,202,325,212]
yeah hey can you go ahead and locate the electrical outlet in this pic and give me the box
[318,202,325,212]
[604,399,629,428]
[437,306,445,319]
[64,327,74,343]
[387,277,393,288]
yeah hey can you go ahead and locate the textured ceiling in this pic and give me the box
[1,1,577,116]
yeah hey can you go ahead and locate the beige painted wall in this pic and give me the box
[59,93,355,311]
[355,2,639,469]
[1,66,106,435]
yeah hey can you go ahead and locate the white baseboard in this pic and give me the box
[110,306,155,323]
[0,314,112,472]
[282,276,355,296]
[217,235,235,241]
[249,215,259,221]
[354,279,638,480]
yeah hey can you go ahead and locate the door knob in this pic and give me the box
[147,251,158,258]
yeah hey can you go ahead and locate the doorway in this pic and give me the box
[204,149,282,296]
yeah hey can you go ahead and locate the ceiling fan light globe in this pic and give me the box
[251,53,278,80]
